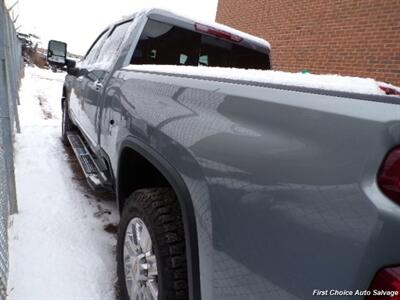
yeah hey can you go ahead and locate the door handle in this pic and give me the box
[94,81,103,90]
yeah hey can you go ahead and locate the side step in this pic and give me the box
[67,133,108,190]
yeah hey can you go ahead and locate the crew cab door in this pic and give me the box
[69,29,109,148]
[82,20,132,150]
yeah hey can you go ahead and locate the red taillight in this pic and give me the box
[195,23,243,42]
[378,147,400,204]
[367,266,400,299]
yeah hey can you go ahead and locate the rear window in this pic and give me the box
[131,19,270,70]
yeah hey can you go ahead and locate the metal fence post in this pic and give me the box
[0,26,10,300]
[2,59,18,215]
[1,2,19,216]
[0,0,23,298]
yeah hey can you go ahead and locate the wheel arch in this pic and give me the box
[116,137,201,300]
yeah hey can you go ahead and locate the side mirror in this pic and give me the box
[47,40,67,66]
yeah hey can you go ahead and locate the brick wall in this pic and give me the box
[216,0,400,86]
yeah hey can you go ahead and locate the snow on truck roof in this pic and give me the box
[122,7,270,49]
[127,65,400,97]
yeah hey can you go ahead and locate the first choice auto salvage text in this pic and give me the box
[313,289,399,297]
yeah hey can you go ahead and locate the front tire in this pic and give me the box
[117,188,188,300]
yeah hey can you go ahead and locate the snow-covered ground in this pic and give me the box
[7,66,119,300]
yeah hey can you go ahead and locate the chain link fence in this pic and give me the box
[0,0,23,298]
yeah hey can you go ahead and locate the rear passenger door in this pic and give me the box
[81,20,132,149]
[100,19,203,158]
[69,30,108,130]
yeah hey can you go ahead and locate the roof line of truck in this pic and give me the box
[113,7,271,50]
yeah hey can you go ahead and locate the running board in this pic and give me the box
[67,133,108,190]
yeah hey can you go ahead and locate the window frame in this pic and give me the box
[82,29,109,65]
[94,19,133,66]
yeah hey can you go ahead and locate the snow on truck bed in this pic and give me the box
[127,65,399,97]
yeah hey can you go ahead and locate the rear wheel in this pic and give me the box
[117,188,188,300]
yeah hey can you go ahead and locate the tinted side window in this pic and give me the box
[96,20,132,65]
[131,19,201,66]
[84,30,108,65]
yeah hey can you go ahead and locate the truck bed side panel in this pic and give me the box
[104,69,400,300]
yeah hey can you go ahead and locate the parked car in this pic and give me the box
[47,8,400,300]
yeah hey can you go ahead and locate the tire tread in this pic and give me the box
[117,188,188,300]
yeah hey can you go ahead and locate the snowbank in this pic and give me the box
[126,65,397,96]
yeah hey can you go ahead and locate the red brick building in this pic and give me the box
[216,0,400,86]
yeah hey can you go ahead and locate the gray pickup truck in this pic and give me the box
[47,8,400,300]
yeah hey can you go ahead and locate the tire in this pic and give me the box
[61,99,75,145]
[117,188,188,300]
